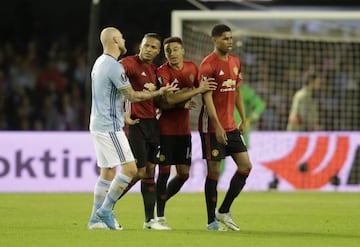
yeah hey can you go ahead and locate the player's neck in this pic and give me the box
[103,52,119,61]
[170,61,183,70]
[103,47,120,60]
[138,55,153,65]
[214,49,228,60]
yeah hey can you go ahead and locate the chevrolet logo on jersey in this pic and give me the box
[220,79,236,92]
[221,79,236,88]
[144,82,156,91]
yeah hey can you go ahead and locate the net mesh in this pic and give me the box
[181,18,360,131]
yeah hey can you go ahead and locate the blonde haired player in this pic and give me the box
[88,27,177,230]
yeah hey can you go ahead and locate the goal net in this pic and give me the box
[172,11,360,131]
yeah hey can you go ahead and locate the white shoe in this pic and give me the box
[156,217,172,230]
[143,219,171,230]
[114,217,124,231]
[215,210,240,231]
[88,221,109,230]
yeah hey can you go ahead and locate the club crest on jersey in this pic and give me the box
[212,149,219,157]
[233,67,239,76]
[189,73,195,82]
[159,154,165,162]
[144,82,156,91]
[120,72,128,82]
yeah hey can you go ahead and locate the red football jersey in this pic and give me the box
[198,52,242,133]
[157,61,199,135]
[121,55,158,119]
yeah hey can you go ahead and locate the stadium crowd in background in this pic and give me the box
[0,31,359,132]
[0,39,89,131]
[240,37,359,131]
[287,72,322,131]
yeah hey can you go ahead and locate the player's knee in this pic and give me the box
[246,162,252,172]
[122,163,138,178]
[207,161,221,176]
[177,173,189,181]
[145,169,155,178]
[208,169,220,177]
[137,167,147,178]
[238,162,252,174]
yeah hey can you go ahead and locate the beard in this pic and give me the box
[119,45,127,55]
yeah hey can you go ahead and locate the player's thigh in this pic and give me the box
[226,129,247,154]
[128,124,147,168]
[200,132,226,161]
[160,135,191,165]
[91,131,135,168]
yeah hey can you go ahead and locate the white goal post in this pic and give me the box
[171,10,360,131]
[172,10,360,38]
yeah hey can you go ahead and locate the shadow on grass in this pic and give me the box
[120,228,359,239]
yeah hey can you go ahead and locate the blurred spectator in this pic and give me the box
[41,94,66,130]
[0,33,359,131]
[287,72,322,131]
[36,60,65,93]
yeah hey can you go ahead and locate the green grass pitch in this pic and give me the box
[1,192,359,247]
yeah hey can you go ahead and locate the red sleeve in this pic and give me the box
[120,57,131,74]
[198,60,213,82]
[191,62,200,88]
[156,65,171,87]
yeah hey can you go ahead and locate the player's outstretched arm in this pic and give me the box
[165,77,217,105]
[121,83,178,103]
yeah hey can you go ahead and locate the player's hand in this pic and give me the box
[159,81,179,95]
[126,118,140,125]
[198,77,217,93]
[124,112,139,125]
[215,126,227,145]
[184,100,197,109]
[238,121,246,133]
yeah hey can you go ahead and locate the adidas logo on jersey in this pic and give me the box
[219,70,225,76]
[141,71,147,76]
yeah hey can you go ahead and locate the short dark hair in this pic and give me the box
[163,36,183,46]
[143,33,162,43]
[211,24,231,37]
